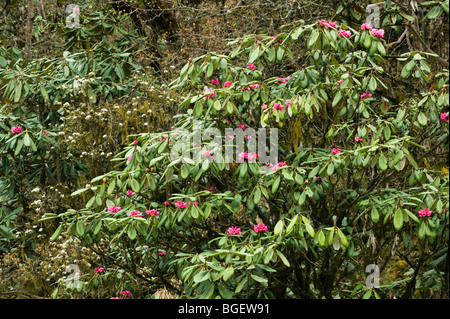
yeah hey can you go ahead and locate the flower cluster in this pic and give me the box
[371,29,385,39]
[277,77,290,85]
[129,210,142,217]
[254,224,268,233]
[331,148,341,155]
[247,63,256,70]
[203,88,215,98]
[361,23,372,30]
[228,226,241,235]
[240,83,260,91]
[108,205,121,213]
[238,152,259,162]
[338,30,351,38]
[440,112,449,122]
[354,136,363,143]
[271,162,287,172]
[146,209,160,217]
[361,93,372,99]
[119,290,131,298]
[273,103,284,111]
[223,81,233,87]
[418,208,432,217]
[202,150,214,159]
[158,251,166,257]
[211,79,219,86]
[94,267,104,273]
[11,126,22,134]
[127,190,136,196]
[174,201,188,209]
[317,19,337,29]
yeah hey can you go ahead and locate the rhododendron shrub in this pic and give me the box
[46,19,448,299]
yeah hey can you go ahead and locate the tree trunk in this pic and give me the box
[25,0,34,60]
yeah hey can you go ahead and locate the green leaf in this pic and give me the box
[51,224,63,241]
[107,180,116,195]
[194,271,211,283]
[371,206,380,223]
[250,274,268,283]
[127,225,137,240]
[180,164,190,179]
[274,219,284,236]
[393,208,404,230]
[76,221,85,236]
[271,175,281,194]
[378,154,387,171]
[23,133,31,147]
[248,47,260,64]
[222,266,234,282]
[417,112,428,126]
[308,29,320,48]
[130,179,140,193]
[337,228,348,248]
[276,250,290,267]
[286,214,298,234]
[327,163,334,176]
[317,230,326,247]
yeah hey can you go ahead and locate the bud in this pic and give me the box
[103,178,107,183]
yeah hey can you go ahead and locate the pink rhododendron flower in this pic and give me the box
[337,79,343,85]
[361,93,372,99]
[133,140,138,145]
[146,209,160,217]
[285,99,291,106]
[236,124,246,130]
[164,201,169,206]
[42,131,49,136]
[158,251,166,257]
[371,28,385,39]
[209,187,218,194]
[440,112,449,122]
[317,19,337,29]
[253,223,268,233]
[249,84,260,89]
[247,63,256,70]
[361,23,372,30]
[338,30,351,38]
[238,152,259,162]
[174,201,188,209]
[211,79,219,86]
[119,290,131,298]
[331,148,341,155]
[188,201,199,206]
[127,190,135,196]
[108,205,121,213]
[11,126,22,134]
[418,208,432,217]
[203,88,215,97]
[277,77,290,84]
[202,150,214,158]
[73,7,80,12]
[273,103,284,111]
[261,104,268,109]
[228,226,241,235]
[313,176,324,183]
[272,162,287,171]
[129,210,142,217]
[95,267,104,273]
[223,81,233,87]
[127,154,133,162]
[355,136,363,143]
[226,135,235,140]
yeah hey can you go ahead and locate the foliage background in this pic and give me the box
[0,0,448,299]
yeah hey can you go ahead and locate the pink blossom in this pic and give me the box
[328,21,337,29]
[108,205,121,213]
[127,190,135,196]
[361,23,372,30]
[111,297,121,299]
[317,19,337,29]
[355,136,363,143]
[42,131,49,136]
[337,79,343,85]
[331,148,341,155]
[277,77,290,84]
[209,187,218,194]
[211,79,219,86]
[228,226,241,235]
[247,63,256,70]
[158,251,166,257]
[249,84,260,89]
[129,210,142,217]
[164,201,170,206]
[273,103,284,111]
[202,150,214,158]
[119,290,131,298]
[371,28,385,39]
[253,223,268,233]
[261,104,268,109]
[361,93,372,99]
[127,154,133,162]
[285,99,291,106]
[174,201,188,209]
[440,112,449,122]
[133,140,138,145]
[313,176,323,183]
[236,124,246,130]
[146,209,160,217]
[73,7,80,13]
[11,126,22,134]
[226,135,235,140]
[418,208,432,217]
[238,152,259,162]
[188,201,199,206]
[338,30,351,38]
[95,267,104,273]
[272,162,287,172]
[223,81,233,87]
[203,88,215,98]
